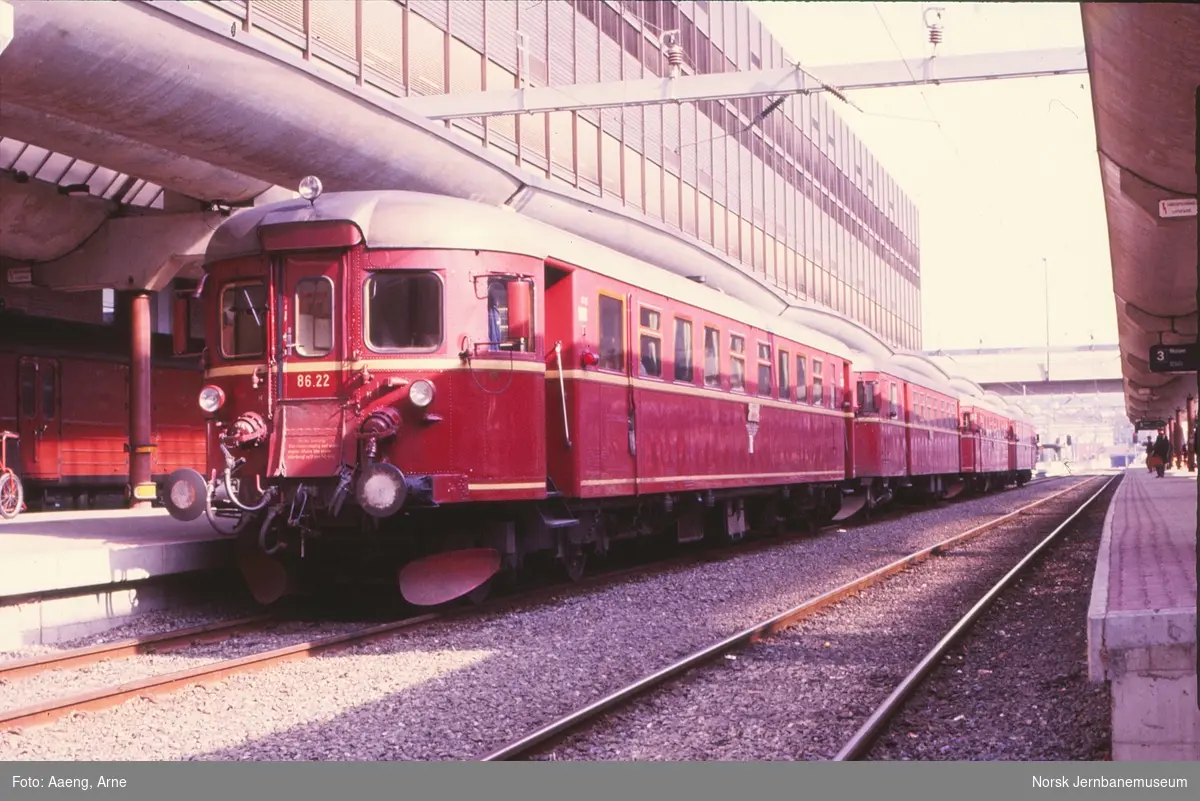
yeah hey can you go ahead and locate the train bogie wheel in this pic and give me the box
[562,544,587,583]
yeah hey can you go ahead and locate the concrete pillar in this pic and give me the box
[128,290,156,508]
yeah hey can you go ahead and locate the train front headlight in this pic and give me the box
[409,379,435,409]
[198,385,226,414]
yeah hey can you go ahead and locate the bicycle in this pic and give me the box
[0,430,25,520]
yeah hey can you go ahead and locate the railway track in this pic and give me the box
[0,474,1080,735]
[477,474,1110,761]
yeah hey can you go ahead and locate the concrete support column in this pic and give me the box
[128,290,155,507]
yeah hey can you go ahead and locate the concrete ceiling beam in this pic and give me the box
[14,209,226,293]
[0,101,271,204]
[0,170,114,261]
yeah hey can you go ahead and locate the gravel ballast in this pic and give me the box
[865,477,1116,761]
[0,620,379,711]
[0,477,1095,761]
[0,596,263,664]
[532,477,1116,761]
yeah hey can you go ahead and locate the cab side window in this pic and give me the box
[639,307,662,378]
[597,294,625,372]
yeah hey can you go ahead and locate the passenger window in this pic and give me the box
[639,307,662,378]
[778,349,790,401]
[220,282,268,358]
[812,359,824,405]
[730,335,746,392]
[703,326,721,387]
[796,355,807,403]
[889,384,898,417]
[857,380,877,413]
[19,362,35,417]
[597,294,625,371]
[294,277,334,357]
[485,276,535,353]
[41,367,55,420]
[366,271,443,351]
[757,343,772,396]
[674,318,694,382]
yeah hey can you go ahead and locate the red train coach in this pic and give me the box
[845,357,966,517]
[958,400,1020,492]
[0,312,207,510]
[161,183,1039,608]
[161,184,863,606]
[1009,417,1038,483]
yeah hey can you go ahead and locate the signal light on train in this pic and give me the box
[580,351,599,367]
[298,175,323,201]
[409,379,435,409]
[198,385,226,414]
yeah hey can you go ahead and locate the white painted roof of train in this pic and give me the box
[208,190,1024,422]
[206,190,856,361]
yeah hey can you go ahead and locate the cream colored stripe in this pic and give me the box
[548,369,851,418]
[580,470,842,487]
[206,358,546,379]
[467,481,546,491]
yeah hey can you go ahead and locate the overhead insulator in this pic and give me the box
[662,31,684,78]
[924,6,945,48]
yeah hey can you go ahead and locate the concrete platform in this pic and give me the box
[1088,465,1199,761]
[0,509,236,649]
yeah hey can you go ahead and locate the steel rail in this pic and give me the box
[0,473,1078,732]
[832,473,1119,761]
[0,612,444,731]
[0,614,275,681]
[479,475,1101,761]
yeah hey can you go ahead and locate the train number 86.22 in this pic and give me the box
[296,373,332,389]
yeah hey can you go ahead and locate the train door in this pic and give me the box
[542,263,578,493]
[903,383,915,475]
[17,357,61,480]
[274,252,345,478]
[594,289,636,492]
[841,360,854,480]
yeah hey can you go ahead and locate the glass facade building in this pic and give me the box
[250,0,923,349]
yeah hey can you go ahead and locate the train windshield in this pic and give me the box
[220,281,267,358]
[365,271,443,351]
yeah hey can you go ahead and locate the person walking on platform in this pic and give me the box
[1151,428,1171,478]
[1144,436,1155,473]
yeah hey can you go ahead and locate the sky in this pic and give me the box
[745,1,1117,352]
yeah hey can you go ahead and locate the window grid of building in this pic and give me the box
[238,0,922,349]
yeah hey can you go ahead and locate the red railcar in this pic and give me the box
[959,403,1017,491]
[0,313,207,509]
[161,185,1037,607]
[1009,418,1038,482]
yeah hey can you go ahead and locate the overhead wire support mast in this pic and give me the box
[401,48,1088,121]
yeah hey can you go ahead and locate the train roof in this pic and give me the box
[208,189,1026,423]
[207,190,857,362]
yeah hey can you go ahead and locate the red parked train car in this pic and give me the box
[959,402,1016,491]
[1010,418,1039,480]
[160,184,1036,607]
[0,313,207,510]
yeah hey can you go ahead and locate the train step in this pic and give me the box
[540,477,578,528]
[538,513,581,529]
